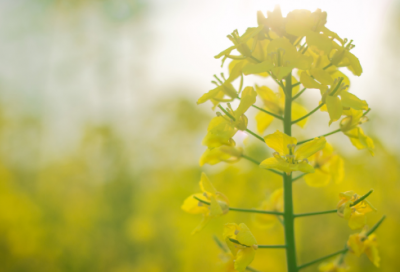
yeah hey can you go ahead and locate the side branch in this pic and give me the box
[292,87,306,100]
[194,196,284,215]
[217,105,265,143]
[297,216,386,270]
[292,103,324,125]
[297,129,341,145]
[229,238,286,249]
[294,209,337,217]
[242,154,283,176]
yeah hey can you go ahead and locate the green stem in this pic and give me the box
[292,82,301,88]
[297,248,348,270]
[248,102,284,120]
[292,87,306,100]
[294,209,337,218]
[193,196,284,215]
[217,105,265,143]
[297,129,341,145]
[245,129,265,143]
[351,189,373,207]
[366,215,386,237]
[283,73,298,272]
[292,103,324,125]
[242,154,283,176]
[229,238,286,249]
[292,173,307,182]
[323,63,333,70]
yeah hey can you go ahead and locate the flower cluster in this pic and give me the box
[182,6,383,272]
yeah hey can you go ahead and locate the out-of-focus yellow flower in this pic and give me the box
[255,81,308,133]
[318,260,349,272]
[181,173,229,234]
[252,188,283,228]
[331,41,363,76]
[340,109,374,155]
[260,130,326,174]
[301,71,368,124]
[337,191,376,230]
[199,145,243,166]
[347,231,380,267]
[202,87,257,148]
[223,223,258,272]
[304,143,344,187]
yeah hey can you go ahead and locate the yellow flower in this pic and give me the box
[318,260,349,272]
[331,41,363,76]
[223,223,258,272]
[181,173,229,234]
[304,143,344,187]
[252,188,283,228]
[300,70,368,124]
[255,80,309,133]
[197,80,238,106]
[347,231,380,267]
[340,109,374,155]
[260,130,326,174]
[202,87,257,148]
[337,191,376,230]
[199,145,243,166]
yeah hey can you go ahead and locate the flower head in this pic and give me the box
[253,188,283,228]
[304,143,344,187]
[181,173,229,234]
[260,130,326,174]
[223,223,258,272]
[347,230,380,267]
[340,109,374,155]
[337,191,376,230]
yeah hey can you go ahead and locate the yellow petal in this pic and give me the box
[264,130,297,155]
[271,66,292,81]
[348,212,367,230]
[300,71,323,89]
[227,60,246,82]
[364,235,380,267]
[306,31,332,55]
[202,116,236,148]
[223,223,239,240]
[295,137,326,160]
[326,95,343,124]
[345,51,363,76]
[329,156,344,184]
[255,85,281,114]
[310,68,333,85]
[199,172,217,194]
[236,223,257,246]
[209,196,224,217]
[340,91,368,110]
[242,61,274,75]
[234,248,256,272]
[347,233,365,256]
[292,102,308,128]
[181,193,209,214]
[199,146,241,166]
[304,169,330,187]
[255,111,274,133]
[260,157,292,173]
[292,161,315,173]
[235,87,257,118]
[197,86,222,104]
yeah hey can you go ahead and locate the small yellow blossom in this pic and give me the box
[181,173,229,234]
[340,109,374,155]
[318,260,349,272]
[255,81,309,133]
[337,191,376,230]
[347,231,380,267]
[253,188,283,228]
[260,130,326,174]
[304,143,344,187]
[202,87,257,148]
[223,223,258,272]
[199,145,243,166]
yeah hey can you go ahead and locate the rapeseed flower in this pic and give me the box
[223,223,258,272]
[181,173,229,234]
[347,231,380,267]
[260,130,326,174]
[337,191,376,230]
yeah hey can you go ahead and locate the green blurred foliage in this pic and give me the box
[0,95,398,271]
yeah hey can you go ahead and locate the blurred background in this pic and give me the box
[0,0,399,271]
